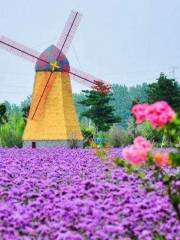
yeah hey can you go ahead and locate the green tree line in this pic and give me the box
[0,73,179,147]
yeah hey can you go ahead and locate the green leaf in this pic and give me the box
[170,152,180,167]
[162,174,170,183]
[147,151,154,165]
[138,170,145,179]
[113,157,125,167]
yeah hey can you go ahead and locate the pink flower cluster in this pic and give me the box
[122,136,152,165]
[122,137,170,166]
[132,101,176,128]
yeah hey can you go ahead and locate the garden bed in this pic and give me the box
[0,148,179,239]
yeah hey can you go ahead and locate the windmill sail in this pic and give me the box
[57,11,82,55]
[69,67,107,88]
[0,36,49,64]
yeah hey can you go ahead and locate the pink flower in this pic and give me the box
[131,101,176,128]
[122,137,153,165]
[134,136,152,151]
[146,101,176,128]
[153,152,169,167]
[131,103,149,124]
[122,145,147,165]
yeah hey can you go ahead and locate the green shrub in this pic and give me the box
[109,126,133,147]
[81,127,94,147]
[0,112,25,148]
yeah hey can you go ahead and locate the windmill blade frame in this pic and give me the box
[0,36,49,65]
[56,10,82,55]
[69,67,108,88]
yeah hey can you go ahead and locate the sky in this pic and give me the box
[0,0,180,104]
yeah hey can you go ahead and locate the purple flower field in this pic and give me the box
[0,148,179,240]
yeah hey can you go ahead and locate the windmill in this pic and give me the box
[0,10,110,148]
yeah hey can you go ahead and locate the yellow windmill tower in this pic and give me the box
[23,44,84,147]
[0,10,107,148]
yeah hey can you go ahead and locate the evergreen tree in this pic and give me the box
[129,83,149,103]
[79,89,120,134]
[74,83,148,128]
[73,93,89,125]
[111,84,131,128]
[147,73,180,111]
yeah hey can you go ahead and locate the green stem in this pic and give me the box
[160,133,165,148]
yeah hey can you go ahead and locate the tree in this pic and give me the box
[0,103,8,125]
[111,84,132,128]
[22,105,30,122]
[73,93,90,127]
[73,83,148,128]
[20,95,32,122]
[79,88,120,135]
[147,73,180,111]
[129,83,149,103]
